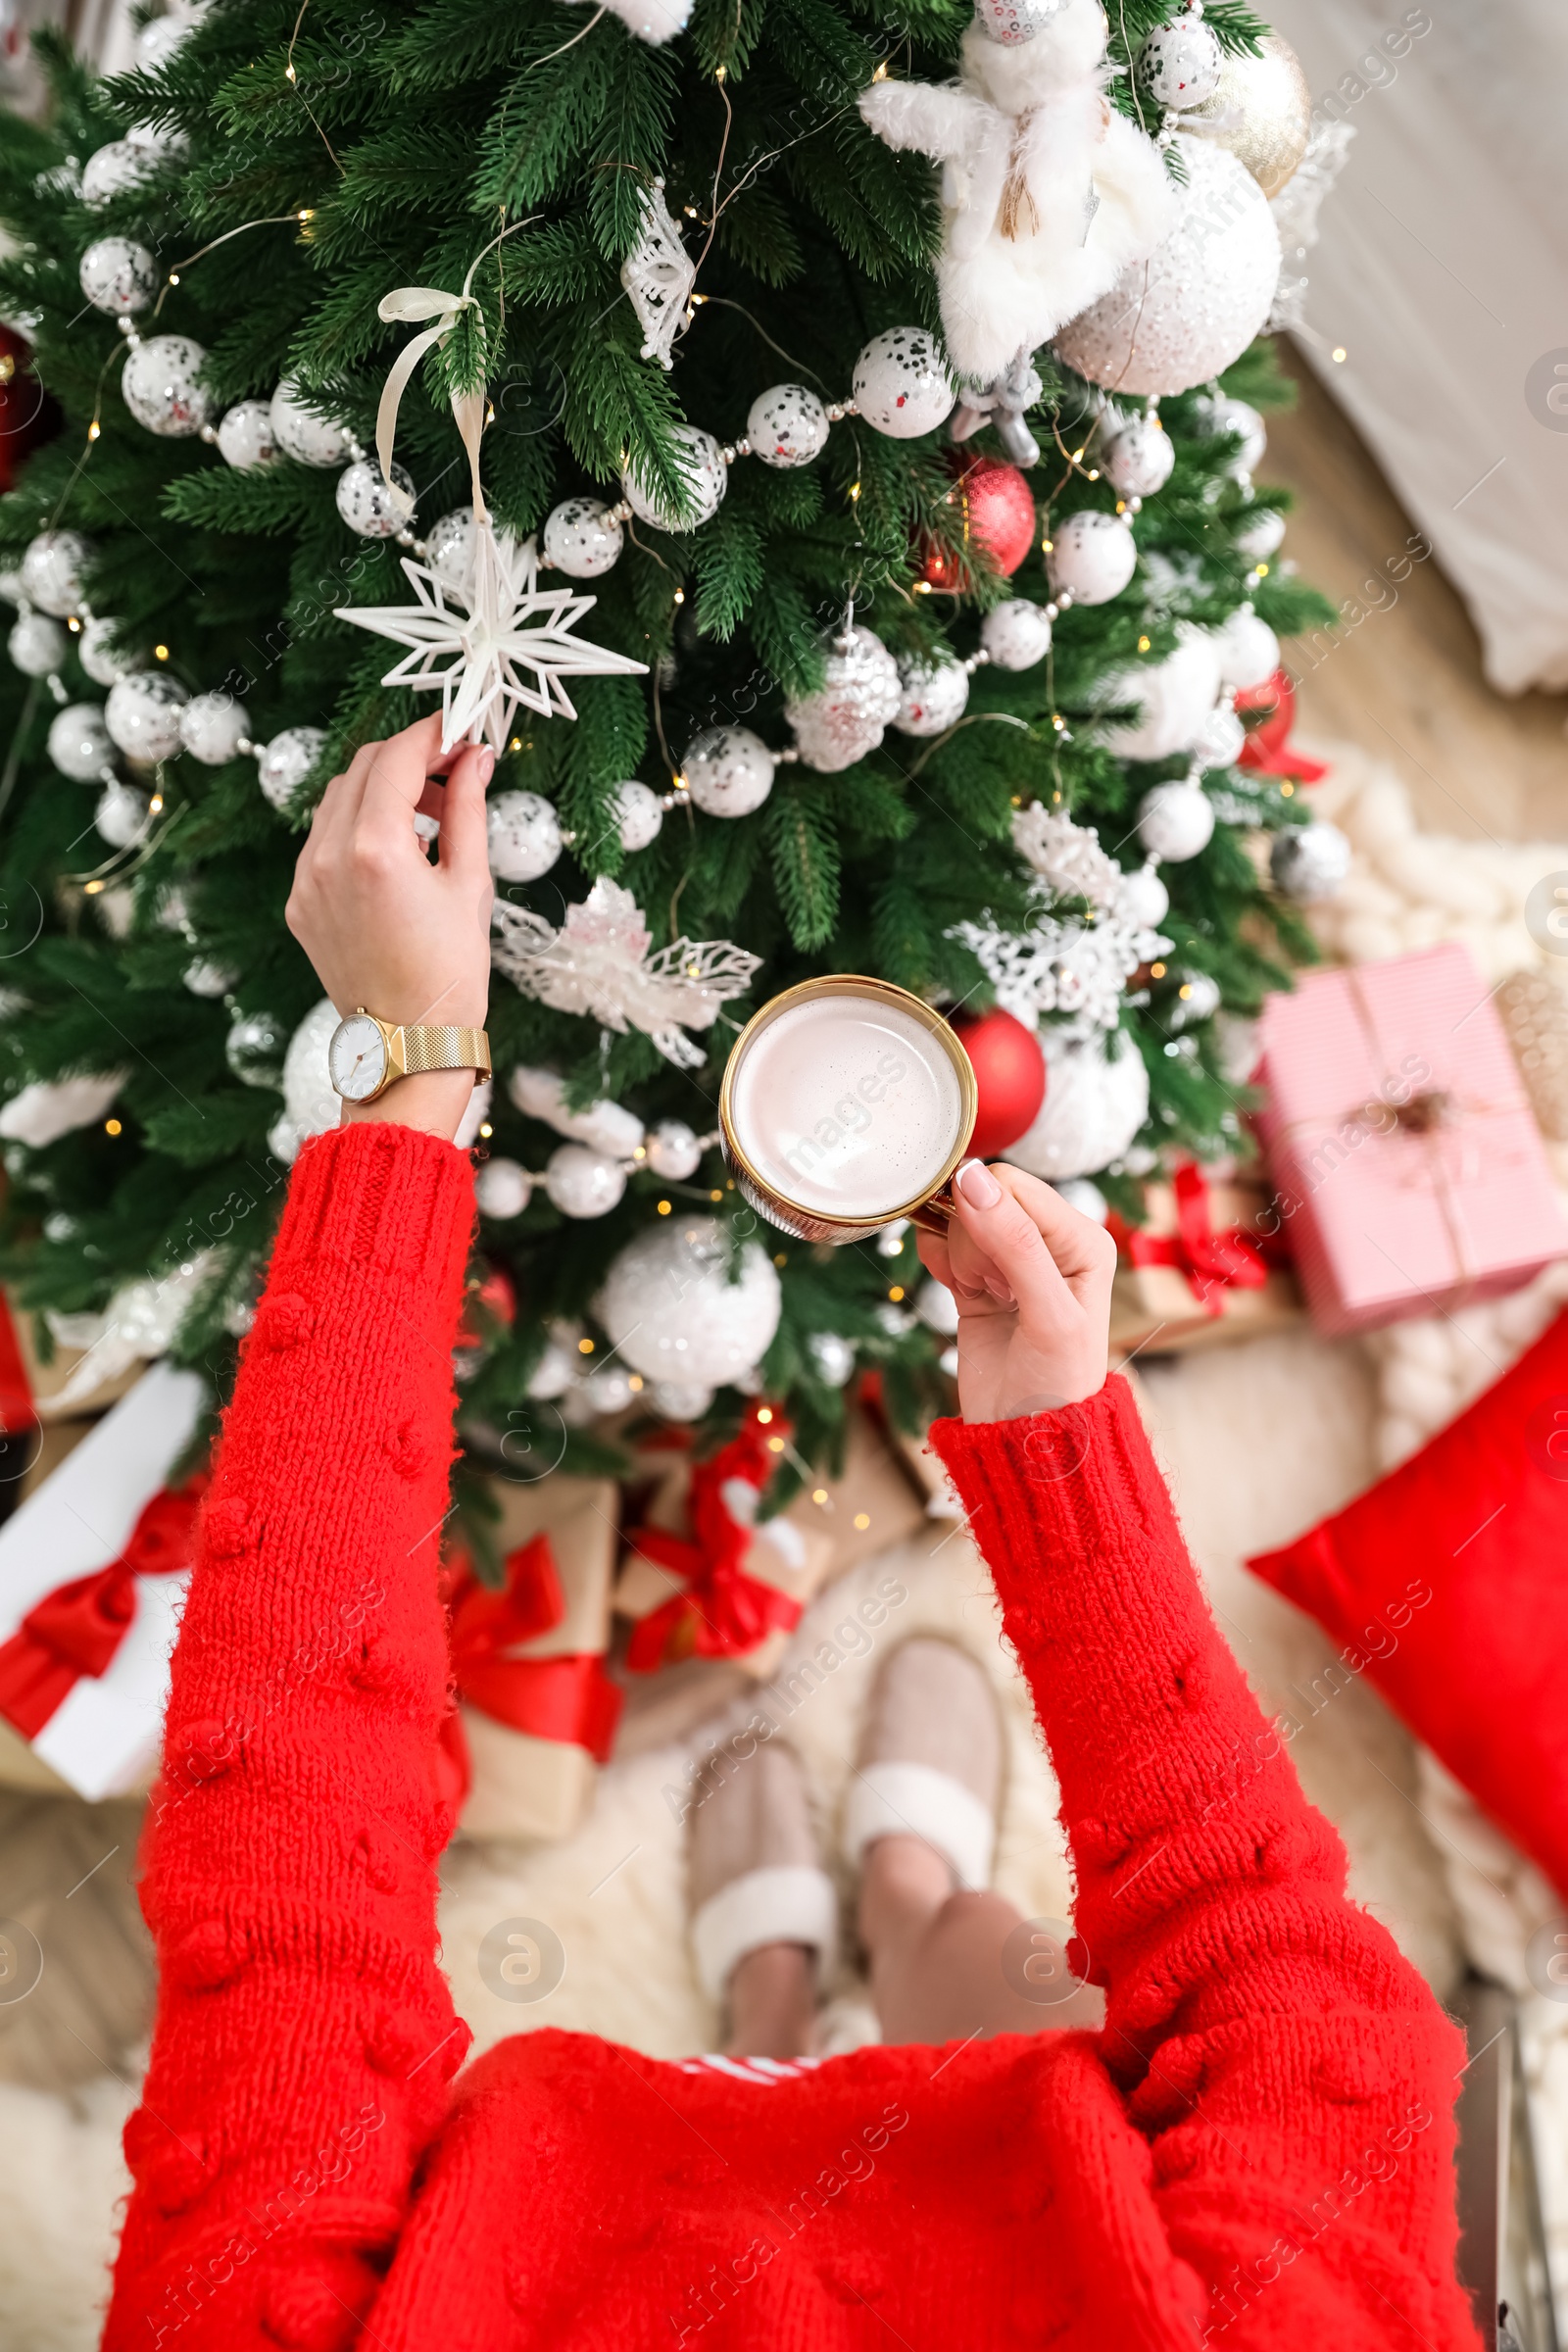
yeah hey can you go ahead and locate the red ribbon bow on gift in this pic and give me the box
[445,1534,621,1764]
[1115,1163,1276,1316]
[623,1413,804,1673]
[1236,670,1329,783]
[0,1479,207,1741]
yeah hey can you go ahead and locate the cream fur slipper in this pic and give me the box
[687,1738,838,2004]
[845,1637,1003,1892]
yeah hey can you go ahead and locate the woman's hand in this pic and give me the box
[285,712,494,1141]
[915,1159,1116,1424]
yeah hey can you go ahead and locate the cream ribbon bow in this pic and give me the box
[375,280,489,525]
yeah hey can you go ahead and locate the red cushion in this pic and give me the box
[1247,1307,1568,1902]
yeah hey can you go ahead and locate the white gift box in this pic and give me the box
[0,1361,206,1799]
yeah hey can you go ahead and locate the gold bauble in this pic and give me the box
[1189,33,1311,198]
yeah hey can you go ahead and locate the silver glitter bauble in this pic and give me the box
[1101,416,1175,500]
[183,957,237,999]
[178,691,249,765]
[8,611,68,678]
[544,1144,627,1219]
[1168,969,1221,1028]
[1191,701,1246,770]
[1137,780,1214,861]
[598,1215,781,1387]
[424,507,476,593]
[1233,505,1286,564]
[106,669,188,762]
[122,334,213,437]
[892,652,969,737]
[682,725,775,817]
[972,0,1061,42]
[1194,393,1265,475]
[224,1008,285,1088]
[486,788,563,883]
[1134,15,1223,111]
[48,703,113,781]
[474,1156,532,1219]
[1008,1029,1150,1182]
[807,1330,856,1387]
[94,780,151,848]
[612,779,663,853]
[851,328,954,439]
[980,598,1053,671]
[1046,511,1137,606]
[216,400,277,470]
[622,426,727,532]
[335,458,415,539]
[542,496,623,579]
[78,236,157,318]
[1187,32,1312,197]
[1054,137,1281,397]
[21,529,92,617]
[747,384,830,468]
[257,725,325,811]
[1117,861,1169,928]
[80,139,159,209]
[784,625,902,772]
[270,378,350,469]
[1270,820,1351,904]
[647,1117,702,1180]
[78,615,132,687]
[1210,603,1278,692]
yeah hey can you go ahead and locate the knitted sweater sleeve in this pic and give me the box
[931,1379,1480,2352]
[104,1121,475,2352]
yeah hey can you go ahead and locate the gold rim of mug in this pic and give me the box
[718,975,979,1238]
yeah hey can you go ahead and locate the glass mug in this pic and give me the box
[719,976,978,1245]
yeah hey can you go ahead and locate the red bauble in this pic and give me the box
[918,452,1036,592]
[952,1008,1048,1160]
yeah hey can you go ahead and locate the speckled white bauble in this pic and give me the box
[78,236,157,318]
[487,789,562,882]
[1054,138,1281,397]
[541,497,623,579]
[183,957,237,999]
[973,0,1061,42]
[544,1144,627,1219]
[257,725,325,811]
[980,598,1053,671]
[424,508,476,593]
[785,626,902,772]
[683,725,775,817]
[78,615,132,687]
[612,779,663,853]
[48,703,114,781]
[215,401,277,470]
[270,379,350,469]
[1098,630,1222,760]
[914,1277,959,1337]
[1101,416,1175,500]
[475,1157,533,1218]
[175,691,248,766]
[335,458,415,539]
[647,1118,702,1180]
[1270,820,1351,904]
[224,1009,284,1088]
[1234,505,1287,564]
[1168,970,1221,1028]
[94,780,151,848]
[281,998,342,1147]
[1191,701,1246,770]
[1134,15,1223,111]
[1007,1029,1150,1182]
[1046,510,1137,606]
[106,670,188,762]
[807,1330,857,1387]
[8,611,68,677]
[1137,779,1215,861]
[622,426,727,532]
[1117,861,1169,928]
[650,1378,714,1422]
[22,529,92,617]
[526,1340,577,1400]
[852,328,954,439]
[80,139,159,208]
[747,384,830,468]
[122,335,212,437]
[1210,604,1279,693]
[892,653,969,737]
[598,1215,781,1387]
[1195,393,1266,475]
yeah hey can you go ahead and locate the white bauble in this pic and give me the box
[1054,1177,1108,1223]
[0,568,21,605]
[1007,1029,1150,1181]
[105,670,188,762]
[981,598,1053,671]
[914,1277,959,1337]
[598,1215,782,1388]
[1101,416,1175,500]
[1191,701,1246,770]
[80,139,158,208]
[682,724,775,817]
[582,1362,637,1416]
[621,426,727,532]
[335,458,415,539]
[1195,393,1266,475]
[1137,780,1214,861]
[178,692,249,765]
[95,780,151,848]
[424,507,477,593]
[183,958,237,999]
[851,328,954,439]
[22,529,92,617]
[486,789,562,882]
[972,0,1061,43]
[122,335,212,437]
[8,611,68,677]
[1234,505,1287,564]
[281,998,342,1145]
[48,704,113,781]
[257,725,325,811]
[649,1378,714,1422]
[1098,630,1223,760]
[270,379,350,469]
[1046,511,1137,606]
[747,384,830,468]
[807,1330,857,1387]
[1116,860,1169,928]
[1210,604,1279,692]
[544,1143,626,1218]
[892,653,969,737]
[1054,138,1281,396]
[224,1008,284,1087]
[78,615,132,687]
[1270,820,1351,904]
[474,1157,533,1218]
[0,1070,124,1147]
[78,236,157,318]
[135,4,206,68]
[454,1078,490,1152]
[267,1114,304,1166]
[542,497,623,579]
[124,120,187,162]
[526,1340,577,1400]
[647,1118,701,1180]
[1134,16,1223,110]
[612,779,663,853]
[508,1065,644,1157]
[1169,970,1221,1028]
[216,400,277,470]
[784,625,902,772]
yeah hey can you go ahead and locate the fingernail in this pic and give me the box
[477,749,495,785]
[956,1158,1002,1208]
[984,1274,1015,1306]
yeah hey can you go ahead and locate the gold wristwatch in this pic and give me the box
[327,1008,491,1104]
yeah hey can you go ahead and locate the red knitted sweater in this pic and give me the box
[105,1123,1480,2352]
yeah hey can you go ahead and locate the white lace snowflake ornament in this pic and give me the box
[491,878,761,1069]
[952,810,1170,1038]
[620,179,697,369]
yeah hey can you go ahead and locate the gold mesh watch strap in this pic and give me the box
[391,1024,491,1079]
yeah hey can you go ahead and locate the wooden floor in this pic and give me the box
[1264,343,1568,846]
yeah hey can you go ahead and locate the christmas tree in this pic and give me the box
[0,0,1336,1533]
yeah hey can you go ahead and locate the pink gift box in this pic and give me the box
[1255,944,1568,1339]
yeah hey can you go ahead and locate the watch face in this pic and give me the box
[329,1013,389,1102]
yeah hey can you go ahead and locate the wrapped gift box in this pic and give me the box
[1255,944,1568,1339]
[1106,1163,1301,1360]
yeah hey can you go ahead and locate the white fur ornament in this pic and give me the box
[1097,628,1222,760]
[1006,1027,1150,1180]
[591,0,693,41]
